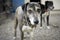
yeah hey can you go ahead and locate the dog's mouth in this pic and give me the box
[27,17,37,28]
[48,6,54,10]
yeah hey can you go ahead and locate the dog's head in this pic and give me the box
[45,1,54,10]
[26,2,41,25]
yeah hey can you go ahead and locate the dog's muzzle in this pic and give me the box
[27,17,39,24]
[27,17,37,28]
[34,20,39,24]
[49,6,54,10]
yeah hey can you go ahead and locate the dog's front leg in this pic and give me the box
[30,31,34,40]
[40,13,42,27]
[47,15,49,26]
[30,28,35,40]
[42,14,45,23]
[20,29,24,40]
[46,11,50,26]
[46,11,50,29]
[19,23,24,40]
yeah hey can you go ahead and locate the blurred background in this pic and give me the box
[0,0,60,25]
[0,0,60,40]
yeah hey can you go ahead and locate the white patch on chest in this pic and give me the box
[22,25,32,32]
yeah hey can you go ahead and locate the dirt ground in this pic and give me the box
[0,14,60,40]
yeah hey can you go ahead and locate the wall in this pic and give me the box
[53,0,60,9]
[12,0,24,12]
[41,0,60,10]
[25,0,30,3]
[25,0,41,3]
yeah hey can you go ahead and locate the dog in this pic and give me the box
[14,2,41,40]
[39,1,54,28]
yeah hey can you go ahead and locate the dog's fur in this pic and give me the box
[13,1,54,40]
[14,2,41,40]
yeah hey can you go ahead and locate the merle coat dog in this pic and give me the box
[14,2,41,40]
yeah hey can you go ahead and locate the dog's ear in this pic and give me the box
[26,3,29,6]
[22,3,29,12]
[38,3,45,10]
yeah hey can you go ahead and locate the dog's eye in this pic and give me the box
[28,10,33,14]
[37,9,41,13]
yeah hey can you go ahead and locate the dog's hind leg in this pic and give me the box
[13,18,18,39]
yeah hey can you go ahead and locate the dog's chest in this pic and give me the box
[22,25,33,32]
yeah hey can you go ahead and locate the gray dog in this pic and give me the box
[14,2,41,40]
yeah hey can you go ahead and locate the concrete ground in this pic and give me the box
[0,13,60,40]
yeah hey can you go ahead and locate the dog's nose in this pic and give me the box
[34,20,39,24]
[53,7,54,9]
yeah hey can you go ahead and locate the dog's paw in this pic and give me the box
[39,26,43,29]
[13,37,16,40]
[47,26,50,29]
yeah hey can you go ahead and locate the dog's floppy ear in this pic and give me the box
[22,3,29,12]
[26,3,29,6]
[38,2,45,11]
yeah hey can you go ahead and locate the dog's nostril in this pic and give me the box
[34,20,39,24]
[53,7,54,9]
